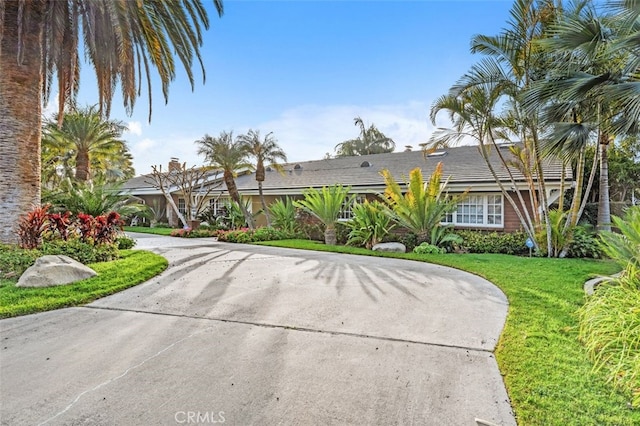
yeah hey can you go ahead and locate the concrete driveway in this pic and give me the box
[1,233,515,425]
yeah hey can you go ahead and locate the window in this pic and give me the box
[443,194,503,227]
[209,197,230,216]
[338,195,365,221]
[178,198,186,216]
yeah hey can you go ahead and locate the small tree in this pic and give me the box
[295,185,352,245]
[148,163,220,228]
[381,163,463,245]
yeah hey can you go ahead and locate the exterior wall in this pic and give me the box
[503,191,535,233]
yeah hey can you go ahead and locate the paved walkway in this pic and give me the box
[0,233,515,425]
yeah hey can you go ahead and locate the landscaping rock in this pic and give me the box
[372,242,406,253]
[17,255,97,288]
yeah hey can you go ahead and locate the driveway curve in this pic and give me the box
[1,233,515,425]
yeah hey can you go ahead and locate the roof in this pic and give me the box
[217,144,570,194]
[122,167,225,195]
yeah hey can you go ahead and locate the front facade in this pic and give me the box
[205,144,570,232]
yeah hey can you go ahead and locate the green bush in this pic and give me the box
[457,230,528,255]
[0,245,41,277]
[170,228,218,238]
[41,239,119,264]
[567,226,601,259]
[384,232,418,252]
[269,197,298,234]
[115,235,137,250]
[345,200,395,249]
[413,242,445,254]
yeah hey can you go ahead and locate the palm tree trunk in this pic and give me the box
[258,181,271,226]
[597,136,612,232]
[75,149,90,181]
[0,2,46,244]
[324,225,337,245]
[224,171,255,229]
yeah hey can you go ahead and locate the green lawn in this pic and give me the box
[0,250,167,318]
[124,226,175,236]
[256,239,637,425]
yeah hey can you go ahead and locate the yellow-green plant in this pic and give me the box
[381,163,463,245]
[295,185,352,245]
[269,197,298,235]
[345,200,395,249]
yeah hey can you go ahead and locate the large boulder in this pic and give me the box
[372,242,407,253]
[17,255,97,288]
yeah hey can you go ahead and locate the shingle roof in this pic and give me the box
[225,144,569,193]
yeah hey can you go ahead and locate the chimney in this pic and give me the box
[404,145,413,152]
[168,157,181,172]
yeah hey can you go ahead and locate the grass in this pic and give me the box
[0,250,167,319]
[124,226,174,236]
[255,239,638,425]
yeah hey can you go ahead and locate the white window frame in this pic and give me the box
[338,195,366,221]
[178,198,186,216]
[209,197,231,217]
[442,193,503,228]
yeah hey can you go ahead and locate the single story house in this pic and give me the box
[123,144,570,232]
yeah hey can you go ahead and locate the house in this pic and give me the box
[123,144,570,232]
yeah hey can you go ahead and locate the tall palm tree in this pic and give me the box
[526,0,635,232]
[334,117,395,157]
[0,0,223,244]
[195,132,255,229]
[237,130,287,226]
[42,106,130,182]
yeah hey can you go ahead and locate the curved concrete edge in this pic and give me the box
[584,273,622,295]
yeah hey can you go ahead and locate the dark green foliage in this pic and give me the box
[216,227,298,243]
[268,197,298,234]
[41,240,119,263]
[335,222,350,245]
[384,232,418,252]
[567,226,602,258]
[170,228,218,238]
[295,209,324,241]
[115,235,137,250]
[457,230,529,255]
[0,245,41,278]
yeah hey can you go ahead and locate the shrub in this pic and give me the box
[217,229,253,244]
[41,239,119,264]
[295,209,324,241]
[252,227,293,242]
[116,235,137,250]
[457,230,528,255]
[384,232,418,252]
[413,242,445,254]
[269,197,298,234]
[170,228,218,238]
[346,200,395,249]
[567,226,601,259]
[579,270,640,408]
[0,245,41,278]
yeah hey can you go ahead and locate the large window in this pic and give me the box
[178,198,186,216]
[443,194,503,227]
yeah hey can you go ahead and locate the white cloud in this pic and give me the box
[253,101,438,162]
[126,121,143,136]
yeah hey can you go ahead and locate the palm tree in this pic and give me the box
[295,185,352,245]
[526,0,635,232]
[237,130,287,226]
[0,0,223,244]
[195,132,255,229]
[42,106,130,182]
[334,117,395,157]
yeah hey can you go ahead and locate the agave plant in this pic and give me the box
[346,200,395,249]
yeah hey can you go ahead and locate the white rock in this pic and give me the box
[372,242,407,253]
[17,255,97,288]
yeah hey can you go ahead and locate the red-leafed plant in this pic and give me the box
[47,211,72,241]
[76,213,95,242]
[94,212,122,245]
[17,204,51,249]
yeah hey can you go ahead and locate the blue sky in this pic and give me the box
[61,0,515,175]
